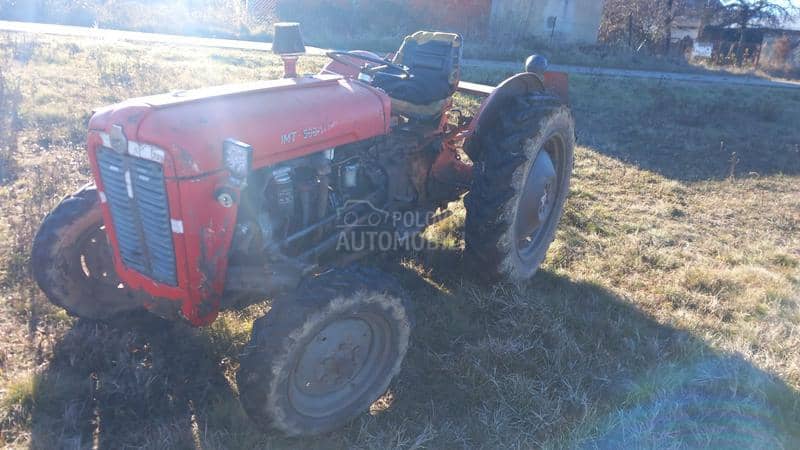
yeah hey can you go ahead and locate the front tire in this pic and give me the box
[237,267,412,436]
[31,185,145,319]
[465,95,575,282]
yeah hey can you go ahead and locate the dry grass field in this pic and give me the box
[0,32,798,449]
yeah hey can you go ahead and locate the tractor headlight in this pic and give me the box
[109,124,127,154]
[223,139,253,181]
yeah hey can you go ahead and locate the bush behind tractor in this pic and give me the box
[31,23,575,435]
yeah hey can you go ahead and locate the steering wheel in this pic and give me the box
[326,51,410,79]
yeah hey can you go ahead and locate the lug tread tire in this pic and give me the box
[236,266,412,437]
[31,185,143,319]
[464,95,575,282]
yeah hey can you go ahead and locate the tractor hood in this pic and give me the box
[88,74,391,178]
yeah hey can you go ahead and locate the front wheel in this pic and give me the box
[31,185,145,319]
[464,95,575,282]
[237,267,412,436]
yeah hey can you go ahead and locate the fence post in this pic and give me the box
[628,13,633,49]
[548,16,558,46]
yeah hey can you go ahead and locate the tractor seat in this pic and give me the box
[372,31,462,119]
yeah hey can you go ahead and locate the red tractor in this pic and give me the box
[32,24,575,436]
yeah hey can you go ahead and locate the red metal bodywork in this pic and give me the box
[85,54,567,327]
[87,74,391,325]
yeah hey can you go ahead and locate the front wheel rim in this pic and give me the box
[288,311,393,419]
[73,223,124,290]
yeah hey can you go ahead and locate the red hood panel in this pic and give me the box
[91,75,391,178]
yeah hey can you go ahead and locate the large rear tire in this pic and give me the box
[237,267,412,436]
[31,185,145,319]
[464,95,575,282]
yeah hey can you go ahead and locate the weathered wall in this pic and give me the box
[408,0,492,34]
[489,0,605,43]
[276,0,604,40]
[278,0,492,36]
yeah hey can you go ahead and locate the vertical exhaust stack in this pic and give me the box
[272,22,306,78]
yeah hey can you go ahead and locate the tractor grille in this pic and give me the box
[96,148,177,286]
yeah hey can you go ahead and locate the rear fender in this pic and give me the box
[469,72,544,137]
[465,71,568,160]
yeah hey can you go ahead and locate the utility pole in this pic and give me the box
[664,0,674,54]
[548,15,558,46]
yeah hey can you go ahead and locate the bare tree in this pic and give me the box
[600,0,668,50]
[715,0,798,63]
[717,0,796,29]
[601,0,714,53]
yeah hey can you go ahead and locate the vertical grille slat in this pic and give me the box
[97,148,178,286]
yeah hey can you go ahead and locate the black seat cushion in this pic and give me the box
[372,70,450,106]
[371,33,461,106]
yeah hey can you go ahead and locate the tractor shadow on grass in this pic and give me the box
[26,310,306,449]
[375,246,800,447]
[26,247,800,448]
[25,313,237,448]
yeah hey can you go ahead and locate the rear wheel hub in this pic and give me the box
[515,141,561,261]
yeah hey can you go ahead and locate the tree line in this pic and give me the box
[600,0,797,56]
